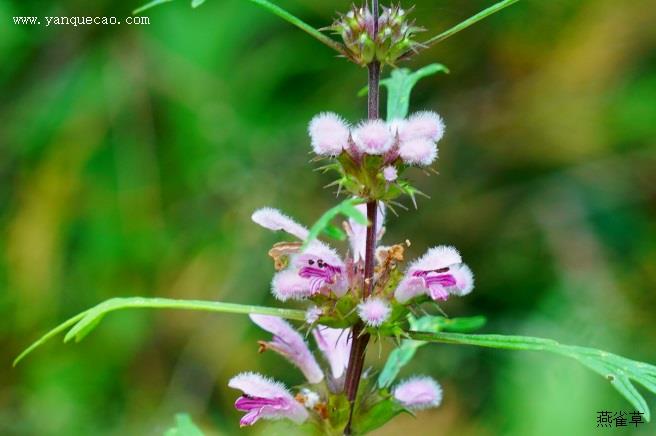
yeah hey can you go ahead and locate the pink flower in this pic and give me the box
[346,202,385,263]
[399,137,437,166]
[383,165,398,182]
[395,246,474,303]
[271,245,348,300]
[312,326,351,379]
[228,372,308,426]
[308,112,350,156]
[352,119,393,155]
[393,376,443,410]
[402,111,445,142]
[305,306,323,324]
[250,314,324,384]
[253,207,348,301]
[357,298,391,327]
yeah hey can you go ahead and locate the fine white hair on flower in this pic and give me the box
[308,112,351,156]
[271,269,313,301]
[229,371,292,400]
[357,298,391,327]
[411,245,462,271]
[352,119,393,155]
[393,376,443,411]
[404,111,445,142]
[382,165,398,182]
[252,207,309,240]
[399,137,438,166]
[305,306,323,324]
[228,372,308,426]
[249,314,324,384]
[449,264,475,296]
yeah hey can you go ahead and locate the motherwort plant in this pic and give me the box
[16,1,656,435]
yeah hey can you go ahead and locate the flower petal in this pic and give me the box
[393,376,443,411]
[309,112,350,156]
[312,327,351,379]
[250,314,324,384]
[252,208,309,240]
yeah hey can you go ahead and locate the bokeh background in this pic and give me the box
[2,0,656,434]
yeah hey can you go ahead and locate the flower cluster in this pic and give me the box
[229,314,442,427]
[308,111,444,201]
[330,4,423,66]
[309,111,444,166]
[251,204,472,327]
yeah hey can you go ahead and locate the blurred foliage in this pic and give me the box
[1,0,656,435]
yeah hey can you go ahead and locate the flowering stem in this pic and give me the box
[343,200,377,434]
[343,3,380,432]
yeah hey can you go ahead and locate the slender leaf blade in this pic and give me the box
[15,297,305,365]
[424,0,520,46]
[247,0,346,55]
[133,0,175,15]
[407,330,656,420]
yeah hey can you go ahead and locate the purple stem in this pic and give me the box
[343,3,380,432]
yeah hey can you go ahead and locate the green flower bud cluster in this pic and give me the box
[330,4,423,66]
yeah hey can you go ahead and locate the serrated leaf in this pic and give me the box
[15,298,305,365]
[407,331,656,421]
[164,413,204,436]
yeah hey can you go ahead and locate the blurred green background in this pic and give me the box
[2,0,656,434]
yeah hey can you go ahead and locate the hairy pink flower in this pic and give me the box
[352,119,393,155]
[228,372,308,426]
[312,326,351,379]
[395,246,474,303]
[399,137,437,166]
[305,306,323,324]
[403,111,445,142]
[308,112,350,156]
[393,376,443,410]
[253,207,348,300]
[250,314,323,384]
[357,298,391,327]
[383,165,398,182]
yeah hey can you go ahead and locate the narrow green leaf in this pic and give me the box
[424,0,520,46]
[13,311,89,366]
[191,0,205,8]
[15,297,305,365]
[323,223,347,241]
[378,315,486,388]
[247,0,346,56]
[133,0,174,15]
[164,413,204,436]
[380,64,449,121]
[407,331,656,420]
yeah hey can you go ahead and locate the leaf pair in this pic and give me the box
[14,297,656,421]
